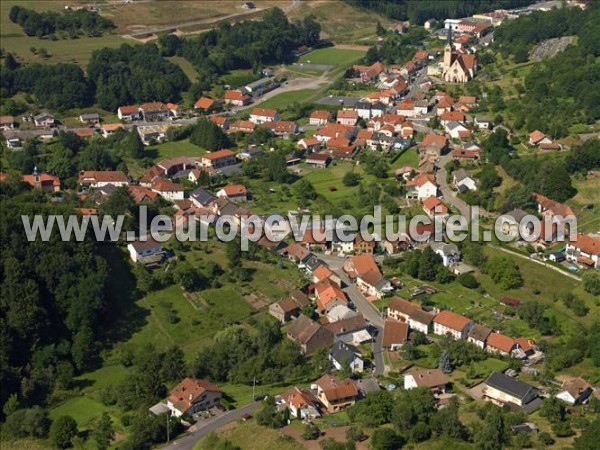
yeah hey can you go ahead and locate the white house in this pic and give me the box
[127,238,164,263]
[78,170,129,188]
[328,341,364,373]
[445,121,470,139]
[151,178,185,201]
[117,105,141,121]
[556,378,594,405]
[431,242,461,266]
[406,173,438,200]
[249,108,279,124]
[404,369,449,393]
[166,378,223,417]
[309,110,331,126]
[565,233,600,268]
[433,310,473,340]
[453,168,477,192]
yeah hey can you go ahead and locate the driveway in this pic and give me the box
[160,402,260,450]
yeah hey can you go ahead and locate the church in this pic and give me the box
[442,28,477,83]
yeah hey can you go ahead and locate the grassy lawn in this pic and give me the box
[257,89,320,109]
[390,148,419,169]
[570,176,600,233]
[167,56,200,83]
[1,1,128,68]
[150,139,207,162]
[49,397,109,431]
[193,420,303,450]
[299,47,365,67]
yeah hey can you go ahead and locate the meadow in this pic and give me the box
[299,47,365,67]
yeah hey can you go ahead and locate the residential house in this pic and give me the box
[128,185,157,204]
[474,116,492,129]
[352,61,385,82]
[210,116,229,130]
[556,378,594,405]
[404,369,449,393]
[312,264,335,284]
[423,196,449,219]
[433,310,473,339]
[565,233,600,268]
[194,97,217,112]
[151,178,185,201]
[287,315,334,354]
[298,137,322,152]
[325,315,370,345]
[200,149,237,170]
[140,102,170,121]
[282,243,310,265]
[127,238,164,264]
[101,123,124,137]
[355,101,372,120]
[420,133,448,159]
[314,123,355,143]
[314,374,359,413]
[386,297,435,334]
[259,120,298,137]
[0,116,15,130]
[315,278,347,313]
[382,234,412,255]
[189,187,216,209]
[78,170,129,188]
[280,387,321,420]
[269,298,300,323]
[309,110,331,126]
[118,105,141,121]
[216,184,248,202]
[249,108,279,124]
[223,90,251,106]
[382,320,409,350]
[5,137,22,149]
[529,130,552,146]
[344,254,391,299]
[34,113,56,127]
[445,121,471,139]
[306,153,331,169]
[166,378,223,417]
[499,209,531,239]
[326,305,357,323]
[336,110,358,126]
[453,168,477,192]
[239,145,263,161]
[406,173,438,200]
[167,103,180,118]
[467,324,492,349]
[353,234,376,255]
[328,342,364,373]
[431,242,461,266]
[79,113,100,125]
[483,372,541,413]
[486,332,516,356]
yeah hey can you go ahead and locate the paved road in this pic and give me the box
[318,255,387,375]
[160,402,260,450]
[408,67,427,99]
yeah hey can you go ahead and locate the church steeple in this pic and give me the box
[443,27,453,72]
[446,26,453,46]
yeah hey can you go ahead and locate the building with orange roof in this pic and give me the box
[194,97,216,111]
[486,332,516,356]
[529,130,552,146]
[209,115,229,130]
[280,387,321,419]
[117,105,141,121]
[167,378,223,417]
[101,123,124,137]
[314,123,355,143]
[566,233,600,268]
[249,108,279,124]
[128,185,158,204]
[422,196,449,218]
[151,178,185,201]
[433,310,473,339]
[315,278,347,313]
[406,172,438,200]
[314,374,359,413]
[313,264,334,283]
[223,90,251,106]
[269,298,301,323]
[309,110,331,126]
[336,110,358,126]
[20,168,61,192]
[352,61,385,82]
[78,170,129,188]
[199,149,236,169]
[216,184,247,202]
[228,120,256,134]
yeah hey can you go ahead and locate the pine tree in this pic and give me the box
[92,413,114,450]
[439,350,452,373]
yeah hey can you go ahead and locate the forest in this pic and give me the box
[9,5,115,39]
[343,0,536,24]
[0,185,113,412]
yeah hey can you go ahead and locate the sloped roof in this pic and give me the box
[433,310,472,331]
[382,320,409,347]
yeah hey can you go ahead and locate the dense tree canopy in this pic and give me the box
[9,5,114,38]
[88,43,190,110]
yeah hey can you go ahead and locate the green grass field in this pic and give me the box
[299,47,365,67]
[256,89,320,109]
[167,56,200,83]
[194,420,303,450]
[150,139,207,162]
[1,1,128,68]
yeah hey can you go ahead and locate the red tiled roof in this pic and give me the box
[529,130,547,144]
[202,149,236,160]
[310,110,330,120]
[221,184,247,196]
[195,97,215,110]
[434,310,472,331]
[79,170,128,184]
[570,233,600,255]
[119,105,139,114]
[251,108,278,118]
[168,378,222,413]
[486,332,515,353]
[382,319,409,347]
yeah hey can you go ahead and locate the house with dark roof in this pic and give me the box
[127,238,165,264]
[483,372,541,413]
[287,315,334,354]
[328,341,364,373]
[325,315,370,345]
[467,324,492,349]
